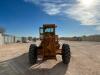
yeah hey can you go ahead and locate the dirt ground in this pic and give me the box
[0,40,100,75]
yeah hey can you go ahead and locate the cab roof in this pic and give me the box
[43,24,57,28]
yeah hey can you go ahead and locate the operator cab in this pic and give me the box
[39,24,57,40]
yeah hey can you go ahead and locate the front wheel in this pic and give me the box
[29,44,37,64]
[62,44,71,64]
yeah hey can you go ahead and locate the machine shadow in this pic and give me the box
[0,53,30,71]
[0,53,69,75]
[28,61,69,75]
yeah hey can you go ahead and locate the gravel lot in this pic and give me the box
[0,40,100,75]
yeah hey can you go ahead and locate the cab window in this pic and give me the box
[45,28,54,32]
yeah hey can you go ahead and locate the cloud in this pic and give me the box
[42,3,61,15]
[24,0,74,15]
[66,0,100,26]
[24,0,100,30]
[42,3,71,15]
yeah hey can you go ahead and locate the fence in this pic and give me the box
[0,33,22,45]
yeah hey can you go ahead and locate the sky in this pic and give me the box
[0,0,100,37]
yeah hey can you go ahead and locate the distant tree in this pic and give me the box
[81,35,87,41]
[32,37,36,42]
[22,37,27,43]
[0,27,5,33]
[82,35,87,38]
[28,36,33,41]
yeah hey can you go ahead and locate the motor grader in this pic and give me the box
[29,24,71,64]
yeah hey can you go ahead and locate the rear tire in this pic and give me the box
[62,44,71,64]
[29,44,37,64]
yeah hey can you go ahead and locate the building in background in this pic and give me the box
[15,37,22,43]
[0,33,22,45]
[4,34,14,44]
[0,27,32,45]
[0,32,4,45]
[0,27,5,45]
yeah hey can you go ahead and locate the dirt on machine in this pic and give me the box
[29,24,71,64]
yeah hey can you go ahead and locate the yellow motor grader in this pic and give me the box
[29,24,71,64]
